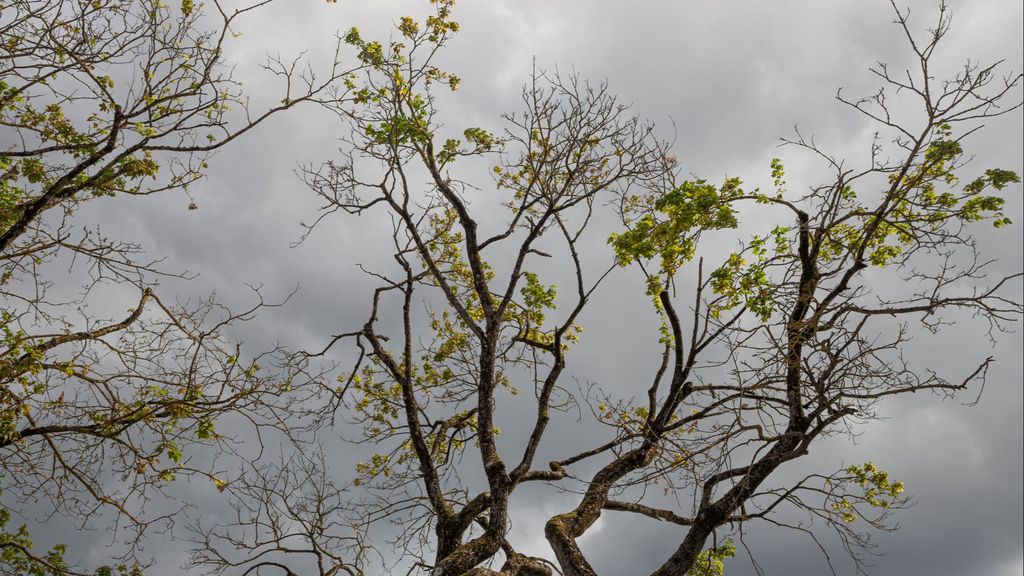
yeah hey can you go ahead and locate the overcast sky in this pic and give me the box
[30,1,1023,575]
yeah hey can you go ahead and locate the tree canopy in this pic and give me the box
[1,1,1021,575]
[1,0,355,573]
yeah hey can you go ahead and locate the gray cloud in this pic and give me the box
[24,1,1022,575]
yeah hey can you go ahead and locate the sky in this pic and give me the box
[23,1,1024,575]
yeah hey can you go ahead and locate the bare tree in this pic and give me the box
[188,447,371,576]
[0,0,359,572]
[206,1,1020,575]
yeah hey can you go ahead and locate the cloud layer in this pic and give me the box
[28,1,1022,575]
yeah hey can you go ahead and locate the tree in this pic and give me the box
[201,1,1021,575]
[0,0,356,573]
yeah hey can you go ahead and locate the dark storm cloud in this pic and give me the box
[29,1,1022,575]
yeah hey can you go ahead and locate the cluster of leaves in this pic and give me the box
[685,539,736,576]
[815,124,1018,268]
[611,167,791,328]
[610,178,742,275]
[827,462,906,524]
[342,0,468,156]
